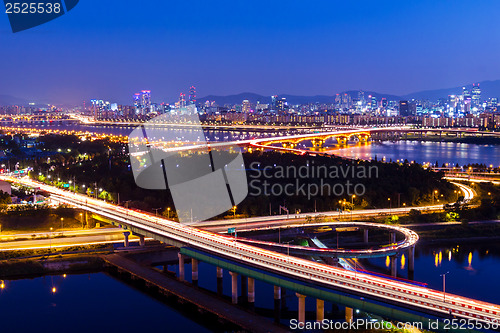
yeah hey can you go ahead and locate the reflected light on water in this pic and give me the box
[468,252,473,267]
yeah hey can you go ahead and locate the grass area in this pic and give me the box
[417,224,500,240]
[0,206,89,233]
[0,243,113,261]
[0,253,105,279]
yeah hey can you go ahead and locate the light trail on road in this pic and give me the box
[2,175,499,325]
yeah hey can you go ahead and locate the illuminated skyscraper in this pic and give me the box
[179,93,186,108]
[271,95,278,111]
[189,86,196,105]
[358,90,365,106]
[471,84,481,109]
[242,100,251,113]
[399,100,410,116]
[133,90,151,115]
[276,97,287,113]
[91,99,110,119]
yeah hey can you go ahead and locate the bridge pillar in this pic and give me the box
[84,211,88,228]
[408,245,415,273]
[281,288,287,310]
[274,286,281,323]
[345,307,354,323]
[123,231,130,247]
[139,235,145,247]
[337,136,347,145]
[230,272,239,304]
[296,293,307,325]
[191,258,199,282]
[216,266,223,278]
[390,232,396,244]
[390,255,397,277]
[316,299,324,322]
[248,277,255,304]
[241,275,248,303]
[363,229,369,243]
[178,253,185,282]
[274,286,281,299]
[312,139,325,151]
[216,267,223,295]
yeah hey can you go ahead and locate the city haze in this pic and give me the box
[1,0,500,105]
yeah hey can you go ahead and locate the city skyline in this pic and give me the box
[1,1,500,104]
[3,78,500,108]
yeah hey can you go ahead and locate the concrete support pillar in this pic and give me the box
[281,288,287,310]
[241,275,247,303]
[363,229,369,243]
[139,235,145,247]
[178,253,185,282]
[123,231,130,247]
[390,232,396,244]
[296,293,307,325]
[230,272,238,304]
[316,299,324,322]
[216,267,223,295]
[408,245,415,273]
[274,286,282,323]
[390,255,397,277]
[216,266,223,278]
[248,277,255,303]
[191,258,199,282]
[345,307,354,323]
[274,286,281,300]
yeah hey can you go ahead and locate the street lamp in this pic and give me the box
[49,227,53,252]
[284,240,293,261]
[79,213,84,229]
[351,194,356,222]
[167,207,171,219]
[233,205,237,218]
[60,218,64,235]
[388,198,391,216]
[440,271,450,302]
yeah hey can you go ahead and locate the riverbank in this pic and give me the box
[0,254,104,279]
[400,134,500,145]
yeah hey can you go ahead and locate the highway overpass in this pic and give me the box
[2,175,499,330]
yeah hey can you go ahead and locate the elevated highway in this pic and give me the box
[2,175,499,328]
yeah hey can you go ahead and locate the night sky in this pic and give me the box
[1,0,500,104]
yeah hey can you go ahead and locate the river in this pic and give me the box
[335,141,500,167]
